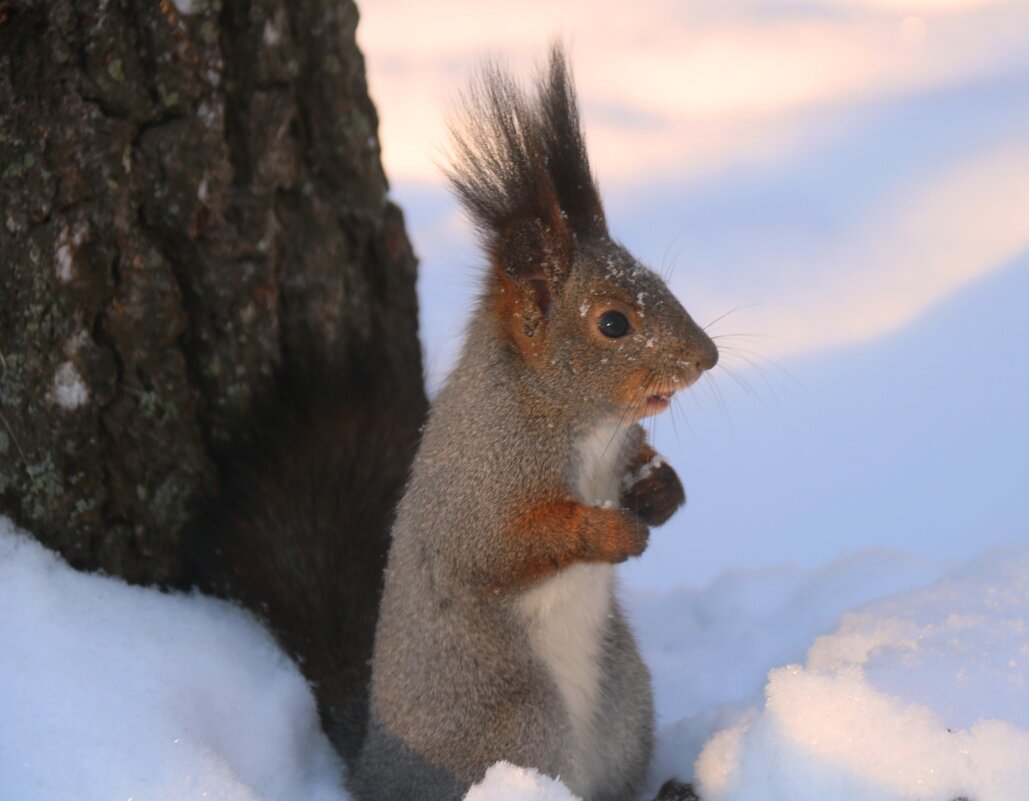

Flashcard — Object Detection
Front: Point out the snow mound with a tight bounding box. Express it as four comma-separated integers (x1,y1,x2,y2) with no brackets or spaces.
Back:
630,550,946,792
0,518,348,801
3,512,1025,801
465,762,578,801
695,549,1029,801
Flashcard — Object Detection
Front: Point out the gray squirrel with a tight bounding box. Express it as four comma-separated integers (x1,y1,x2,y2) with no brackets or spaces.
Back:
193,45,716,801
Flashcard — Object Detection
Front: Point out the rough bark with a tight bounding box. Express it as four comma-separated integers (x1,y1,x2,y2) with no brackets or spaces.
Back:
0,0,424,585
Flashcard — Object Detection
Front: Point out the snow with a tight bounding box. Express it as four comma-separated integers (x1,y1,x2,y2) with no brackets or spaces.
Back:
0,518,347,801
630,551,947,745
694,550,1029,801
466,763,578,801
3,514,1026,801
4,1,1028,798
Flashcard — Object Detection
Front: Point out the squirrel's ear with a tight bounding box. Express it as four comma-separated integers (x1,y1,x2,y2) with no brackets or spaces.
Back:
492,197,573,318
446,46,602,323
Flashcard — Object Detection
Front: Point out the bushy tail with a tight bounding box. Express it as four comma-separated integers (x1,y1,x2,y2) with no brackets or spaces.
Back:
188,341,424,764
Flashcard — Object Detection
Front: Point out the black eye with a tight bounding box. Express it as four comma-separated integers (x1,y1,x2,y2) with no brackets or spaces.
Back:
597,310,629,338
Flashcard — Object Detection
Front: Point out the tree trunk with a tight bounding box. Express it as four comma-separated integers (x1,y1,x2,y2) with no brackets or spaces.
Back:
0,0,424,585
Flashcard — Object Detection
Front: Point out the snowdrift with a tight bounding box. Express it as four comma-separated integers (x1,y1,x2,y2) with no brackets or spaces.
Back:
1,516,1026,801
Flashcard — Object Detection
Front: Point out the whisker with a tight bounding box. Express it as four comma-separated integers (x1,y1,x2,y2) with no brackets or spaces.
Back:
606,404,637,456
717,348,793,403
700,371,732,429
703,305,744,332
658,224,694,282
711,331,788,344
650,350,702,453
702,302,791,334
718,362,762,401
674,391,703,452
716,344,804,392
603,366,662,457
661,241,692,283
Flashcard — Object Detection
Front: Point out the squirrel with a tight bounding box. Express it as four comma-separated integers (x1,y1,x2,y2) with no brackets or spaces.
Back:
192,45,717,801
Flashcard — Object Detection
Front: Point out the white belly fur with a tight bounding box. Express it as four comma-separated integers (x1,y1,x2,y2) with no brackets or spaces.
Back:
517,421,630,794
519,562,613,792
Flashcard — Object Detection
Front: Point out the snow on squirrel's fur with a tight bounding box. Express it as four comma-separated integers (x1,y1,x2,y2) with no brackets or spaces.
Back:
2,514,1027,801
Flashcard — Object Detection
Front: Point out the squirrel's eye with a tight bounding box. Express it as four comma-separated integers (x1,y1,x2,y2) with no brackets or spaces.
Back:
598,310,629,338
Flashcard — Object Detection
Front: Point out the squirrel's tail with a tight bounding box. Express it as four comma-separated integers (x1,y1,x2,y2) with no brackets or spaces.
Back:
188,340,424,764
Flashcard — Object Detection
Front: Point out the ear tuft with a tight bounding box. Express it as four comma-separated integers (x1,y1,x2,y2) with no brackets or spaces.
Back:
537,45,606,237
444,45,606,291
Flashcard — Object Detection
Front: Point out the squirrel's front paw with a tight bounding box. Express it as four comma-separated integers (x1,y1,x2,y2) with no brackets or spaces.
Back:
622,458,685,527
616,512,651,560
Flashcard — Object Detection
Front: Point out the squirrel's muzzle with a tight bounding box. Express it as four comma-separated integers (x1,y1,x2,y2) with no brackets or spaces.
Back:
695,336,719,372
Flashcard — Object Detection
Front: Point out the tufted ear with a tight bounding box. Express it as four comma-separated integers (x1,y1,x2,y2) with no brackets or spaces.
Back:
492,203,573,320
445,45,607,328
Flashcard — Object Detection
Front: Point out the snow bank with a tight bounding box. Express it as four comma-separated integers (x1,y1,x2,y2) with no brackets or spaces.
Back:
694,549,1029,801
0,518,348,801
629,550,946,792
2,513,1025,801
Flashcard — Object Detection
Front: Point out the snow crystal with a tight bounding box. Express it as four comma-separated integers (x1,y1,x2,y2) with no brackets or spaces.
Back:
465,763,577,801
638,453,664,479
623,453,666,492
694,549,1029,801
50,361,88,409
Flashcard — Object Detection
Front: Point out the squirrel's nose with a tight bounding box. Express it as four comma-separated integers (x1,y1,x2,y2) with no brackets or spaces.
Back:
694,336,719,372
697,343,718,372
